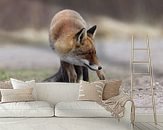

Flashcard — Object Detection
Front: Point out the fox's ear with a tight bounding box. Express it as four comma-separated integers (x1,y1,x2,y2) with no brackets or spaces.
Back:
87,25,97,38
75,28,86,44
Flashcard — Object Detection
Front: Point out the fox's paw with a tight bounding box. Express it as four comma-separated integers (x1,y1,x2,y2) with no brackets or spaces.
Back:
96,70,105,80
99,74,105,80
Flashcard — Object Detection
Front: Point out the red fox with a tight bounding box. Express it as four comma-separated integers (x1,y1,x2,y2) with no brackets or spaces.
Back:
45,9,105,82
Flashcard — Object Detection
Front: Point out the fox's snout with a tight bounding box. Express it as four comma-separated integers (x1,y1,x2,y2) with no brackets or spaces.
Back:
98,66,102,70
88,64,102,71
81,59,102,71
88,62,102,70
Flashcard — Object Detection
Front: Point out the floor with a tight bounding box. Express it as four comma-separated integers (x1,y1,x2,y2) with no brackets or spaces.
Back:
0,117,137,130
134,122,163,130
0,118,162,130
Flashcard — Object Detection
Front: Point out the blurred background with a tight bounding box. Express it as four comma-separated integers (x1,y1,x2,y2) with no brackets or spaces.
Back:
1,0,163,80
0,0,163,113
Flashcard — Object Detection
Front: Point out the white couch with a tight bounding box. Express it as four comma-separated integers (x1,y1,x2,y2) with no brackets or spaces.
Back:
0,82,133,130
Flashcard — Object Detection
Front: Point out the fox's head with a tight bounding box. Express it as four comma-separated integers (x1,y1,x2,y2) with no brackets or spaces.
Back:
60,25,103,71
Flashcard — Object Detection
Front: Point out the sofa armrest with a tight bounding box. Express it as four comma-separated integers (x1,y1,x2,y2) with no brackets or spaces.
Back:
124,101,132,121
118,101,134,129
121,101,133,122
109,100,134,130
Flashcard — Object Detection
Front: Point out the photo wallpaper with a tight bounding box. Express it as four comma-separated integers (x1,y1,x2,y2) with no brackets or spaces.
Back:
0,0,163,114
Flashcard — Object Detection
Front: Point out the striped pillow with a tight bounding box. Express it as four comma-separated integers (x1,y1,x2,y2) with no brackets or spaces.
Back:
78,80,105,101
0,81,13,101
1,88,34,103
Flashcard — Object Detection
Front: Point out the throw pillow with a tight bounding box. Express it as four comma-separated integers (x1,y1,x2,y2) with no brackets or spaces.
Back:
10,78,37,100
102,80,122,100
78,80,105,101
0,81,13,101
1,88,34,103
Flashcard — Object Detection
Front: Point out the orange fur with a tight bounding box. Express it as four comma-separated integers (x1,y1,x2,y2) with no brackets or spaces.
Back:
49,9,105,80
50,9,86,54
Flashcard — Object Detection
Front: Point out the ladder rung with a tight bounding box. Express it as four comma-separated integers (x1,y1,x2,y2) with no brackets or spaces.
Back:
133,48,148,50
132,61,149,64
133,72,150,75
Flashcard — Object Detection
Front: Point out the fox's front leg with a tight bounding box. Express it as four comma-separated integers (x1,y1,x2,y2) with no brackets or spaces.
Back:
61,61,77,82
67,65,77,82
96,70,105,80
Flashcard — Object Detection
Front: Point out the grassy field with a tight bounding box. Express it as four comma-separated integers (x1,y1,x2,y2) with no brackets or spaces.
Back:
0,69,54,82
0,69,113,82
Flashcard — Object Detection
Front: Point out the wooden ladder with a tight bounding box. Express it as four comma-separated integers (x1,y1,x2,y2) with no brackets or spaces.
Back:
130,35,157,124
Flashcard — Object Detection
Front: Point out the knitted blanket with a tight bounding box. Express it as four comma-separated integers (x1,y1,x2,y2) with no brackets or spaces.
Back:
79,80,135,125
98,91,135,125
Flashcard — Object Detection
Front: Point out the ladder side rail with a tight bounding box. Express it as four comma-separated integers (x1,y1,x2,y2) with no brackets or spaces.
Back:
130,35,134,99
146,35,157,124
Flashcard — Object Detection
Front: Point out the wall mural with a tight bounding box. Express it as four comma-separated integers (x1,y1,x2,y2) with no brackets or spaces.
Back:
0,0,163,114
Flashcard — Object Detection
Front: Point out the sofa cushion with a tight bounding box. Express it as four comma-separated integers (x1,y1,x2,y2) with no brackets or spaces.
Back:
0,101,54,117
1,88,34,103
10,78,37,100
55,101,112,117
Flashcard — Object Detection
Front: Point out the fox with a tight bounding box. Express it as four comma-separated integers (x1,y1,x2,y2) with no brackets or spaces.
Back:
44,9,105,82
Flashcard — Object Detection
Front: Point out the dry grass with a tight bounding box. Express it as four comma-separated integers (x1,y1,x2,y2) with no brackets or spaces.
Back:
0,29,48,46
90,17,163,39
0,16,163,45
